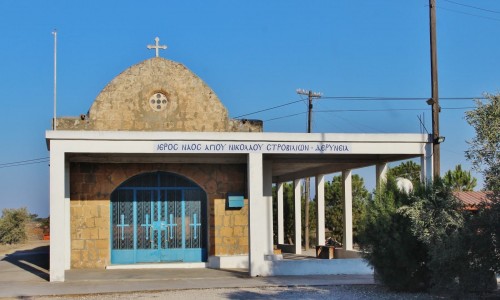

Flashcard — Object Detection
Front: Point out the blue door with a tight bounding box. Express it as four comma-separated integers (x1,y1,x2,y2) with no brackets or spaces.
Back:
110,172,207,264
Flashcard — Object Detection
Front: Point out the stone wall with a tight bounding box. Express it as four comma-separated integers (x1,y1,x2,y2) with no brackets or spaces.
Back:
69,162,247,268
70,200,110,268
56,57,262,132
212,199,249,256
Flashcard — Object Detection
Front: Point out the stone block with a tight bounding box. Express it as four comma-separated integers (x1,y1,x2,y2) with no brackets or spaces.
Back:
84,218,95,228
234,215,247,226
223,236,236,246
72,239,85,250
98,228,109,239
95,240,109,250
89,228,99,240
220,227,233,237
223,216,232,227
239,237,249,246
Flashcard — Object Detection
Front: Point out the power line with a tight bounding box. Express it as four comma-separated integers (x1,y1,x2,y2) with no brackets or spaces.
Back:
320,96,483,101
264,111,307,122
233,99,304,119
263,106,474,123
443,0,500,14
232,96,483,119
437,6,500,22
315,107,475,113
0,157,49,169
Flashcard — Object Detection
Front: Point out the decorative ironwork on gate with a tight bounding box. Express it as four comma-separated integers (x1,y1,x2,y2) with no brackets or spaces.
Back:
110,172,207,264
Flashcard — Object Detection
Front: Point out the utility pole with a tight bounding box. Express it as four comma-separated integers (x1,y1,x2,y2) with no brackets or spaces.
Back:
428,0,441,178
296,89,321,250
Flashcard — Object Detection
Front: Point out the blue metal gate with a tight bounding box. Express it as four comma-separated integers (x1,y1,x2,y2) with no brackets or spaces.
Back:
110,172,207,264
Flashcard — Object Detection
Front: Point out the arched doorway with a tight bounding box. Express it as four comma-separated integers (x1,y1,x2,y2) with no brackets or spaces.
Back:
110,171,207,264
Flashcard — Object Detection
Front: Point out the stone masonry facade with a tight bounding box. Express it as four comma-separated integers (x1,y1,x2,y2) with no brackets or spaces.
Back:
70,200,109,268
62,56,256,268
213,198,249,256
70,162,248,268
56,57,262,132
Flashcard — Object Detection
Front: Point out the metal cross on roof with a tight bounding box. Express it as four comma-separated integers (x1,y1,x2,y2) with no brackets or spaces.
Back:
147,37,167,57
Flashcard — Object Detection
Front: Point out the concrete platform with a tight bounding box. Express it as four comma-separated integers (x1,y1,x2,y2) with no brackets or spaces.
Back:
0,244,375,298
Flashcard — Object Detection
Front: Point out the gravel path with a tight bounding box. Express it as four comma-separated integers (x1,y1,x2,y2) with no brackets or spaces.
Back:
35,285,440,300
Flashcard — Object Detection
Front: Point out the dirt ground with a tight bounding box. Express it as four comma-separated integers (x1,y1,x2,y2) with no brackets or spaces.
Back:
0,240,49,256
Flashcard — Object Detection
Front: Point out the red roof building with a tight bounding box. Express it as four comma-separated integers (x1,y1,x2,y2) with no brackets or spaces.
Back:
453,191,493,211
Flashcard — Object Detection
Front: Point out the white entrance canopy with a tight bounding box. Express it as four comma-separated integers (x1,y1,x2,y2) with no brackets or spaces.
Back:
46,130,433,281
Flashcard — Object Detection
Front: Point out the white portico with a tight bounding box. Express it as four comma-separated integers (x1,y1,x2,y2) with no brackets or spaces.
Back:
47,130,432,281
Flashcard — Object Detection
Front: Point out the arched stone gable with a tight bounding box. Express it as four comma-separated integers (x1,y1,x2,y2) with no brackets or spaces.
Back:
56,57,266,132
88,57,229,131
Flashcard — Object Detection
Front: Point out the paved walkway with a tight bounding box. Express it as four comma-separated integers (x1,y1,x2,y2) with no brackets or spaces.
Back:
0,244,375,298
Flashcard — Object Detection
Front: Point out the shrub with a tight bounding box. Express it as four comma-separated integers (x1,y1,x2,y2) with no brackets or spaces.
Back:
358,177,431,292
360,177,498,294
0,207,30,244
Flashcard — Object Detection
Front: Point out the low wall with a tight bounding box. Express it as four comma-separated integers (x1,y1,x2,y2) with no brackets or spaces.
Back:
264,259,373,276
208,255,248,269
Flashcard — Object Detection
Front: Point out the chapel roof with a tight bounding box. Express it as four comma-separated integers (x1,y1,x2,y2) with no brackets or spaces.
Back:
56,57,262,132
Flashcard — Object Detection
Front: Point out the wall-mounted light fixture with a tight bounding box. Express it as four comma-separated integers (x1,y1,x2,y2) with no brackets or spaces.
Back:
434,136,445,144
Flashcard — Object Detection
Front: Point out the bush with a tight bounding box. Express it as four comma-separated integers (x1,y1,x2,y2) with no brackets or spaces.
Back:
0,207,30,244
358,177,431,292
360,177,498,294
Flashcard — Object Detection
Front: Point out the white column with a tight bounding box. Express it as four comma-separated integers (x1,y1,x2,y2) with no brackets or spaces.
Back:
277,182,284,245
315,174,325,246
421,141,433,184
293,179,302,254
263,160,274,255
247,153,271,276
342,170,353,251
64,163,71,270
50,144,66,282
376,163,388,189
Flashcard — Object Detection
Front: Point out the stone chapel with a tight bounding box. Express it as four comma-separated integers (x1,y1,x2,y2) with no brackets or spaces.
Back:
46,38,434,282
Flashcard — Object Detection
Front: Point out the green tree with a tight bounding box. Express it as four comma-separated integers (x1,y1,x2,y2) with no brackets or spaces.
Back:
358,177,430,292
466,94,500,192
462,94,500,291
398,179,467,292
324,174,369,244
443,164,477,191
0,207,30,244
387,161,421,187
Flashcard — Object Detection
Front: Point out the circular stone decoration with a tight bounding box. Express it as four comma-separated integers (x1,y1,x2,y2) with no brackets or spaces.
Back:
149,92,168,112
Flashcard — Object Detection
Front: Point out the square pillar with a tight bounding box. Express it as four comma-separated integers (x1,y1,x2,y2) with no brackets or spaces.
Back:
263,160,274,255
315,174,325,246
49,145,66,282
247,153,272,276
421,141,433,184
342,170,353,251
376,163,388,189
277,182,284,245
64,163,71,270
293,179,302,254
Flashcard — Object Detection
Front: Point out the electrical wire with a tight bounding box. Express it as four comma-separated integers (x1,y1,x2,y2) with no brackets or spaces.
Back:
320,96,484,101
0,157,49,169
315,107,475,113
437,6,500,22
233,99,304,119
232,96,483,119
264,106,475,123
264,111,307,122
443,0,500,14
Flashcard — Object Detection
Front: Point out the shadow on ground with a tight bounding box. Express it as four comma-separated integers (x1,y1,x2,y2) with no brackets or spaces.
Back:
1,245,49,281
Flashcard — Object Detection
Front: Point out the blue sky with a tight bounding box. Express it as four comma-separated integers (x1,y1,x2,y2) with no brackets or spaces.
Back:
1,0,499,217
